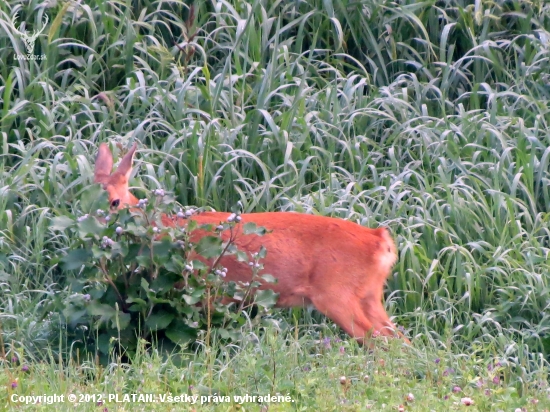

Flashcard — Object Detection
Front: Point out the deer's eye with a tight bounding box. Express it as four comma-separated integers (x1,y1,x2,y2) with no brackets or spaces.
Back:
111,199,120,208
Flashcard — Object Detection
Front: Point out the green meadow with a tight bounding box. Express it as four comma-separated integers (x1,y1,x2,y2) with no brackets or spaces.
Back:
1,0,550,410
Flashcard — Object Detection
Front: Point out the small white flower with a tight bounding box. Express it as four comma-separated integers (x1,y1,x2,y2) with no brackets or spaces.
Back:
115,227,123,235
153,227,160,233
100,236,114,248
215,269,227,278
227,213,236,222
185,209,194,217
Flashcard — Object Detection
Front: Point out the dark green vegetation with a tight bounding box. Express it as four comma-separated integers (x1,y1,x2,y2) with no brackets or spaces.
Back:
53,182,278,361
1,0,550,410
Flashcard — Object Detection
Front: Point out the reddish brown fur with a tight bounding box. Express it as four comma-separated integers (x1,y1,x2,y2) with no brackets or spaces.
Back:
94,143,409,345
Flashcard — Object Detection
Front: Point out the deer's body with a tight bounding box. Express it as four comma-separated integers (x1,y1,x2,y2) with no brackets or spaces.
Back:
94,143,408,344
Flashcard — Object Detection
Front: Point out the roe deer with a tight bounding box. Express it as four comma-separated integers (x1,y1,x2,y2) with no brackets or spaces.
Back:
94,142,409,345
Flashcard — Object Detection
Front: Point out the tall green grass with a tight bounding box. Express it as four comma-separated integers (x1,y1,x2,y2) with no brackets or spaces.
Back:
0,0,549,387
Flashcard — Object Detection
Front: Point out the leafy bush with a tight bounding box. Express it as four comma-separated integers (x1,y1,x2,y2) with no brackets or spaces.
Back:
50,184,278,361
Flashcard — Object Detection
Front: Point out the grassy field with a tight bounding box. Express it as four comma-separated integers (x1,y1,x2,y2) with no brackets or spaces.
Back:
1,0,550,410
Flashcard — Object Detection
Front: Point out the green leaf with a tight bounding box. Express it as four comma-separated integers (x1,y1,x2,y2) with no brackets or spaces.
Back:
243,222,267,235
61,249,92,270
236,250,248,262
165,254,185,273
181,285,204,305
0,270,9,282
136,254,152,267
190,260,207,270
87,301,116,324
151,273,179,291
97,333,112,355
261,274,277,284
152,238,173,257
78,216,105,238
126,296,147,309
141,278,150,293
186,219,197,232
80,184,109,213
50,215,74,231
243,222,256,234
258,245,267,259
148,296,172,304
64,308,87,327
145,311,174,331
182,293,201,305
165,321,197,345
195,235,223,259
126,222,149,237
115,312,131,330
254,289,278,308
124,243,142,264
111,241,127,259
91,243,110,259
216,327,241,341
87,302,131,330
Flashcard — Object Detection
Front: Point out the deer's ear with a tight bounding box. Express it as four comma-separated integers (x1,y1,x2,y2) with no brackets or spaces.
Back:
113,143,137,181
94,143,113,184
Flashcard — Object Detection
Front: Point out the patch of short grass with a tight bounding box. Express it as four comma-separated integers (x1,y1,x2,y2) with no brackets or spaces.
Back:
1,0,550,408
2,328,549,411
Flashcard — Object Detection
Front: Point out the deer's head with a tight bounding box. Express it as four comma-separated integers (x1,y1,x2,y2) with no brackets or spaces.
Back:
11,12,49,55
94,143,139,210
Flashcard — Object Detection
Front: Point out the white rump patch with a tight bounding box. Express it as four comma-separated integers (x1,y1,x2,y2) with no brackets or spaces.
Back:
378,248,397,272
